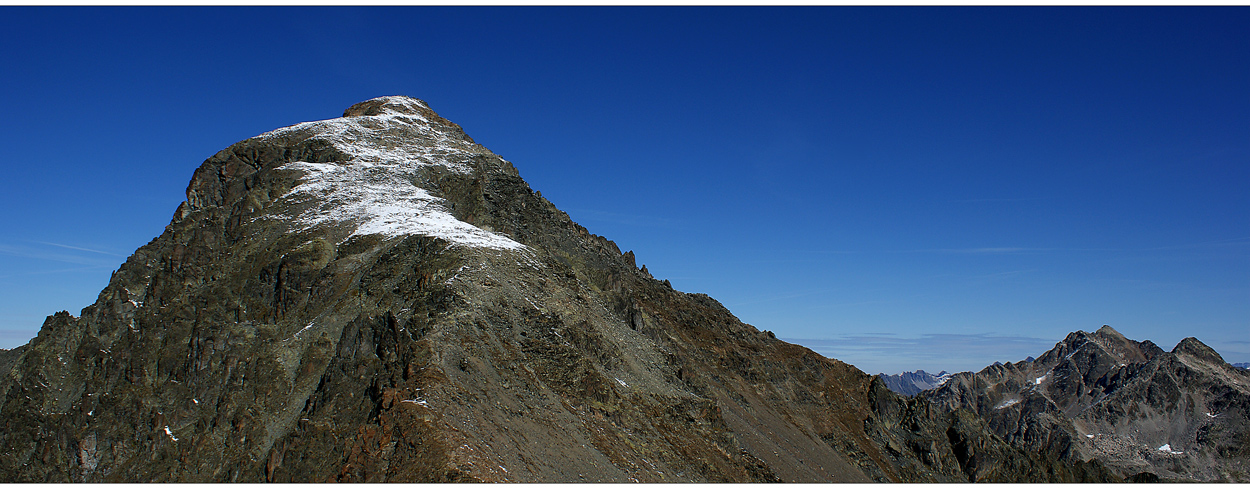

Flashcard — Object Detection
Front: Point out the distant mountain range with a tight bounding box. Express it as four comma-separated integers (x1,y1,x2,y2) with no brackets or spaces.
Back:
876,370,953,396
923,325,1249,481
1233,362,1249,370
0,97,1241,482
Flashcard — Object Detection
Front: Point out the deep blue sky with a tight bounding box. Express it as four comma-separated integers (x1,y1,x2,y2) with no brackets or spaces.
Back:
1,7,1246,374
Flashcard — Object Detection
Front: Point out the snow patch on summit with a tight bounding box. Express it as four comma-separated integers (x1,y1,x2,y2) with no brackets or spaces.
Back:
256,98,524,250
278,160,524,250
256,103,470,170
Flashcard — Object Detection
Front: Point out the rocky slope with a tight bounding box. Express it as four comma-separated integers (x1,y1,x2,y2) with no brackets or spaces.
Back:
0,96,1114,482
925,325,1250,481
878,370,952,396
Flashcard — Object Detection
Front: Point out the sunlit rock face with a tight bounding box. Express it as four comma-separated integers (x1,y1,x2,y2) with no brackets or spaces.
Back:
926,325,1250,481
0,97,1117,482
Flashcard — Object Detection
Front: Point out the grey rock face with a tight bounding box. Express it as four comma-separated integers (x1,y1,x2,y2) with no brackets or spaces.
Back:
924,325,1250,481
0,97,1113,482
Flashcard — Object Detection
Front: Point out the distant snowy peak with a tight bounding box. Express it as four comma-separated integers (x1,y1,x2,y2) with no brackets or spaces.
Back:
877,369,955,396
245,96,525,250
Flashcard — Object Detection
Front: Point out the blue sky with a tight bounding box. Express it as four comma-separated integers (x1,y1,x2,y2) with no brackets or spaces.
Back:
1,7,1246,374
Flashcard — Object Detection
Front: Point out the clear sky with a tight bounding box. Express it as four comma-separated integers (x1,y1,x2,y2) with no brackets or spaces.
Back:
1,7,1246,375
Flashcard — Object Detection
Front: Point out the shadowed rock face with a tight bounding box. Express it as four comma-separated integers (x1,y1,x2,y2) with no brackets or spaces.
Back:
0,97,1114,483
925,325,1250,482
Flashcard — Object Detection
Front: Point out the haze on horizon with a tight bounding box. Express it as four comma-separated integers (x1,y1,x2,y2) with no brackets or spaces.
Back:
0,7,1246,375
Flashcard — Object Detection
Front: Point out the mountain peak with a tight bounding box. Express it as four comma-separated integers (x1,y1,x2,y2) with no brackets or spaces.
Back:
0,97,1122,483
182,96,519,250
343,95,433,118
1172,336,1225,365
926,326,1248,481
1094,324,1124,339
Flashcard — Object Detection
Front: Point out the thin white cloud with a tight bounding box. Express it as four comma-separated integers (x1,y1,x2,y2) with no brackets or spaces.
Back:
31,241,125,257
949,247,1042,254
0,244,119,267
0,265,114,280
952,196,1055,203
787,332,1059,375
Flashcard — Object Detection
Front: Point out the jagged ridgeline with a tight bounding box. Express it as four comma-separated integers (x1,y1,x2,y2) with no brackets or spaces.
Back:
926,326,1250,482
0,96,1115,482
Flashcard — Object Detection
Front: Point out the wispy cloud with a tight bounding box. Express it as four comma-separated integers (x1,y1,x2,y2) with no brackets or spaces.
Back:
0,265,114,280
944,247,1045,254
952,196,1054,203
1145,236,1250,251
0,241,125,267
786,332,1060,375
877,247,1057,255
31,241,125,257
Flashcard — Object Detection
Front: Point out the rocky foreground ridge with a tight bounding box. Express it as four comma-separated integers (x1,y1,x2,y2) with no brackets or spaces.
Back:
925,326,1250,481
0,96,1135,482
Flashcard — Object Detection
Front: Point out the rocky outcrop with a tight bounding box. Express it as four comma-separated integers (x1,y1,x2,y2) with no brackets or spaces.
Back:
925,325,1250,481
0,97,1114,482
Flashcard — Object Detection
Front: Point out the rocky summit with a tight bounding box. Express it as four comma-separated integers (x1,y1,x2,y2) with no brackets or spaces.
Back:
0,96,1121,482
925,326,1250,481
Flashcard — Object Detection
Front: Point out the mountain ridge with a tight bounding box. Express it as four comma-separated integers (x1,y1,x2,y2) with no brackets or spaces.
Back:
0,96,1118,482
925,325,1249,481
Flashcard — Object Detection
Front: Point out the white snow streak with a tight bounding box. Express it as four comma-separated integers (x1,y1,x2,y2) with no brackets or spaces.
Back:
276,160,522,249
994,398,1020,409
294,321,317,339
1156,444,1183,454
258,96,524,250
164,426,178,441
257,97,450,169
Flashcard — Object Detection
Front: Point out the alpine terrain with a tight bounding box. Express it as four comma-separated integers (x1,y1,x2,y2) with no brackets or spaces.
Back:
0,96,1139,482
926,326,1250,481
878,370,953,397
